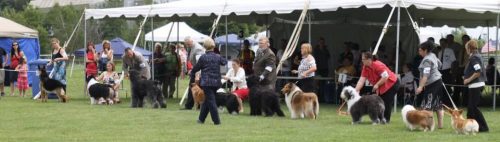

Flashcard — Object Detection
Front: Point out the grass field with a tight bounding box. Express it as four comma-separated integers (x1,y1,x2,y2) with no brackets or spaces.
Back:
0,64,499,142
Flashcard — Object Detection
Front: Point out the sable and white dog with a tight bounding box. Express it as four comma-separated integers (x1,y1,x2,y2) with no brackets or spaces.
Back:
280,82,319,119
443,105,479,135
340,86,386,125
401,105,435,132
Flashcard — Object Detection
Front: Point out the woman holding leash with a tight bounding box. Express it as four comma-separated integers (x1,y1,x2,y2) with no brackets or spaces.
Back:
415,41,444,129
355,52,399,123
463,40,489,132
292,43,317,93
190,38,227,125
48,38,69,91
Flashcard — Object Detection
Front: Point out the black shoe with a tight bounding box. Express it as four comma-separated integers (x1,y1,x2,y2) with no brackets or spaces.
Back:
197,120,204,124
479,128,489,133
214,122,221,125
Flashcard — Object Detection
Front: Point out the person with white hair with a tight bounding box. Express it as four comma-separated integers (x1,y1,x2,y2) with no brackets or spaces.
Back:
182,36,206,110
253,37,277,90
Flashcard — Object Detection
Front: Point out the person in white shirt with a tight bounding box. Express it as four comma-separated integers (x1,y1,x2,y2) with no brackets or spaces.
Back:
437,38,456,107
222,59,248,112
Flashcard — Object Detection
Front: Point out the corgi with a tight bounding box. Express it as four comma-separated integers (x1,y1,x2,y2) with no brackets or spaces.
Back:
443,105,479,135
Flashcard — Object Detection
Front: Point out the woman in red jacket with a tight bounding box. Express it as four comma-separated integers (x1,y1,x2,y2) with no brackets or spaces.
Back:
355,52,400,123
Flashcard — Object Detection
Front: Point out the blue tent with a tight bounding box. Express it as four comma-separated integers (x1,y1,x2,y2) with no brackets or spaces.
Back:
74,37,152,58
215,34,255,47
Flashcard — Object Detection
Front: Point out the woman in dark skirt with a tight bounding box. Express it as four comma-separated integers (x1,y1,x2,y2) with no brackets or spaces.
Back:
416,41,444,129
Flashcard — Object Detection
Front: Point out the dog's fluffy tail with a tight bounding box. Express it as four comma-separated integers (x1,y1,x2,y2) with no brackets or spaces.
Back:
313,96,319,119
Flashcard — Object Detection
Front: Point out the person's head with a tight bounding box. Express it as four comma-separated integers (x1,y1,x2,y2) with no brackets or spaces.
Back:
106,62,115,72
319,37,325,45
342,57,352,66
203,38,215,51
154,43,162,53
258,37,270,49
242,40,251,49
51,38,60,49
403,63,411,73
19,57,26,64
465,39,479,55
86,42,95,53
427,37,435,43
462,35,471,44
231,58,241,69
419,41,435,57
361,52,377,66
124,47,134,58
184,36,194,48
301,43,313,56
177,43,185,50
446,34,454,43
102,40,111,51
439,38,447,48
11,41,20,57
488,57,495,65
167,44,176,53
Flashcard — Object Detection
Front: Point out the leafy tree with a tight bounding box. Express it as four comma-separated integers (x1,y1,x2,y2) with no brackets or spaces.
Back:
0,0,31,12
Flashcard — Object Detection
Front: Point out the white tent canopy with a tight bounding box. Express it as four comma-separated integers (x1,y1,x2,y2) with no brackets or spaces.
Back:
145,22,209,42
85,0,500,27
0,17,38,38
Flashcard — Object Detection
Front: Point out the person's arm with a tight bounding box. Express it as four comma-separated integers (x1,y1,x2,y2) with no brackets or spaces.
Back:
260,52,276,81
416,60,432,94
108,50,114,61
190,56,203,79
97,73,105,81
355,77,367,93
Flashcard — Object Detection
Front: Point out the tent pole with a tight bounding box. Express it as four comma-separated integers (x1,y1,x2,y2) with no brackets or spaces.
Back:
151,16,155,81
176,20,180,99
225,16,228,89
487,22,490,59
83,13,87,97
494,12,499,111
394,0,400,113
308,11,311,43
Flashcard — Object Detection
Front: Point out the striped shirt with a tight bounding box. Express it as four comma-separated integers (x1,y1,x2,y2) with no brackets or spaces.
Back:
298,55,316,78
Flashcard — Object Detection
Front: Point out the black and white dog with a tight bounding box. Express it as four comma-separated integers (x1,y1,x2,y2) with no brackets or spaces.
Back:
340,86,386,125
246,75,285,117
215,89,240,115
128,70,166,108
86,76,114,105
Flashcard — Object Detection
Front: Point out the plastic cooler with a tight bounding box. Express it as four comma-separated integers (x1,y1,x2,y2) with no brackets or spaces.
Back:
29,59,57,99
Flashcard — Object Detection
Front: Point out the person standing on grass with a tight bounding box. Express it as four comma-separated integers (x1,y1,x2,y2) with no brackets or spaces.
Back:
15,57,28,97
463,40,489,132
0,47,7,97
182,36,205,110
48,38,69,91
355,52,400,123
99,40,113,72
8,41,25,96
191,38,227,125
415,41,444,129
253,37,277,90
291,43,317,93
86,42,98,78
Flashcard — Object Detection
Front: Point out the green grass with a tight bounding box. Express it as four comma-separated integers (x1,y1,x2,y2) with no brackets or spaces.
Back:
0,64,499,142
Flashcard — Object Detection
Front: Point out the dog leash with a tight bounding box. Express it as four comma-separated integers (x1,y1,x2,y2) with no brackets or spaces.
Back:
441,82,458,110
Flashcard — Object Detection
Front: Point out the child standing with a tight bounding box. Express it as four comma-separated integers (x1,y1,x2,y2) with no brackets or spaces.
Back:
16,57,28,97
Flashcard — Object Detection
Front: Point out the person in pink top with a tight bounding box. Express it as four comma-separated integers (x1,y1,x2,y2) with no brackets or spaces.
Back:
15,57,28,97
355,52,400,123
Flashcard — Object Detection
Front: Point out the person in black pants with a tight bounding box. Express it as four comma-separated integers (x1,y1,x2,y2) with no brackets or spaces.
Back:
190,38,227,125
463,40,489,132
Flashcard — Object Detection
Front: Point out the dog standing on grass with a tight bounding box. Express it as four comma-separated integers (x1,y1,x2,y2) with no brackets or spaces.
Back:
340,86,385,125
401,105,435,132
128,70,166,108
281,82,319,119
38,65,68,103
443,104,479,135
